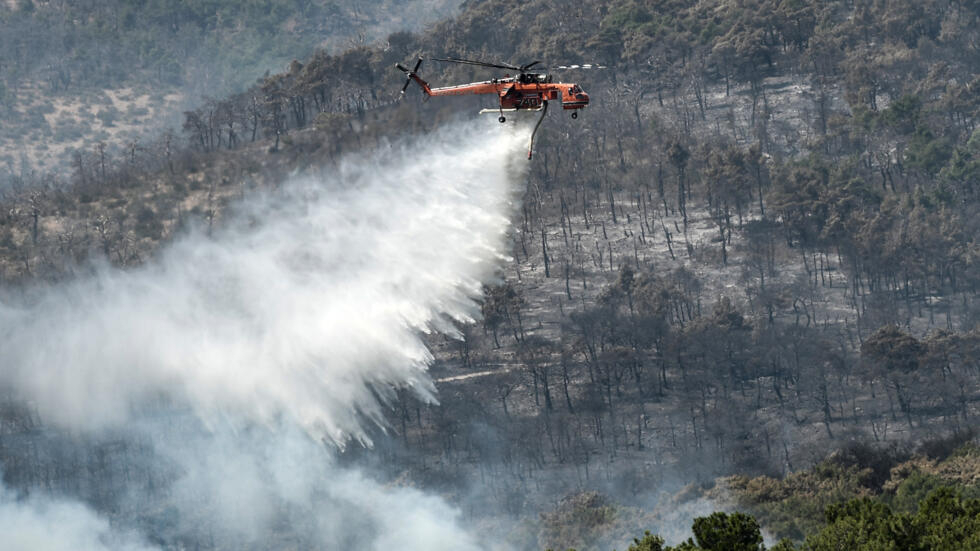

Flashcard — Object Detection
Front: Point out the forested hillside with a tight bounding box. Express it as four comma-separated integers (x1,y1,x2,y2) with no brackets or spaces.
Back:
537,438,980,550
1,0,978,549
0,0,461,174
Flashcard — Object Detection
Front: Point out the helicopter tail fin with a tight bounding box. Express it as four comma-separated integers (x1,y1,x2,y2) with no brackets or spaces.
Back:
395,58,432,97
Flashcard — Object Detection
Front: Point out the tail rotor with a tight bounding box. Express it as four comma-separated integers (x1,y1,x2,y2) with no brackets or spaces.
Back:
396,58,425,97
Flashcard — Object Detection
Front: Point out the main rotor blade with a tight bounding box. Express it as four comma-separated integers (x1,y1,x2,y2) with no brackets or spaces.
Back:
431,57,521,71
552,64,607,70
520,61,542,71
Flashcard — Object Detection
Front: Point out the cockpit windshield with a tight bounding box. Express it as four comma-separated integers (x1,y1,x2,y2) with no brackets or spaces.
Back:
519,73,551,84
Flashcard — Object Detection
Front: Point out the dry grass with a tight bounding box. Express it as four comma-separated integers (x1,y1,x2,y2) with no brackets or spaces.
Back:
2,81,183,173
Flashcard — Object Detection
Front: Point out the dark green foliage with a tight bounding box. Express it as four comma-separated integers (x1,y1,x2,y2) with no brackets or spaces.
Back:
803,489,980,551
811,498,910,550
627,531,665,551
721,438,980,544
609,488,979,551
690,512,764,551
939,129,980,190
878,94,921,133
910,488,980,550
890,471,945,513
906,129,952,175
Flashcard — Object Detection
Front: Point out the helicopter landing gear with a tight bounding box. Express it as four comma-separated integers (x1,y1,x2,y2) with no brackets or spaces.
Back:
498,116,506,123
571,111,578,119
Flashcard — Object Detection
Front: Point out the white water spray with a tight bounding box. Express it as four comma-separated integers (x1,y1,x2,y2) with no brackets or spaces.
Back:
0,120,530,549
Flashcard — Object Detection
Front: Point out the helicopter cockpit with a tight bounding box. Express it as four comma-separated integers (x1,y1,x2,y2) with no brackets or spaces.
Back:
518,73,553,84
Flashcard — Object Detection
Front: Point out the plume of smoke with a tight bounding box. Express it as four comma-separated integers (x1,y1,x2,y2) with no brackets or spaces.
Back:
0,119,531,548
126,417,489,549
1,120,527,443
0,479,155,551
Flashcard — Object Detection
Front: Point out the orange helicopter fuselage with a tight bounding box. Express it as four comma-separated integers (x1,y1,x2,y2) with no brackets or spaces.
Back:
395,58,591,158
408,73,590,111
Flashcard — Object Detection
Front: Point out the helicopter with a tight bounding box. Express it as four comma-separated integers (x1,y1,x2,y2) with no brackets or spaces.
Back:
394,57,598,159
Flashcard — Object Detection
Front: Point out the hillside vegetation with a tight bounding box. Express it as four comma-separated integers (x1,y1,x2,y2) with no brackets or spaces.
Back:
0,0,461,173
0,0,979,549
535,437,980,550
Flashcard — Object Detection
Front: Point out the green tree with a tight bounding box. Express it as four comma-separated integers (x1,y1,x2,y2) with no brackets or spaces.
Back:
802,498,915,551
627,531,665,551
690,512,765,551
912,488,980,550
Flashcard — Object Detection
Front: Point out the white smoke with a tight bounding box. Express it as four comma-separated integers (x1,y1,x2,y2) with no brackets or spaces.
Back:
133,417,489,549
1,120,527,443
0,119,531,548
0,480,154,551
